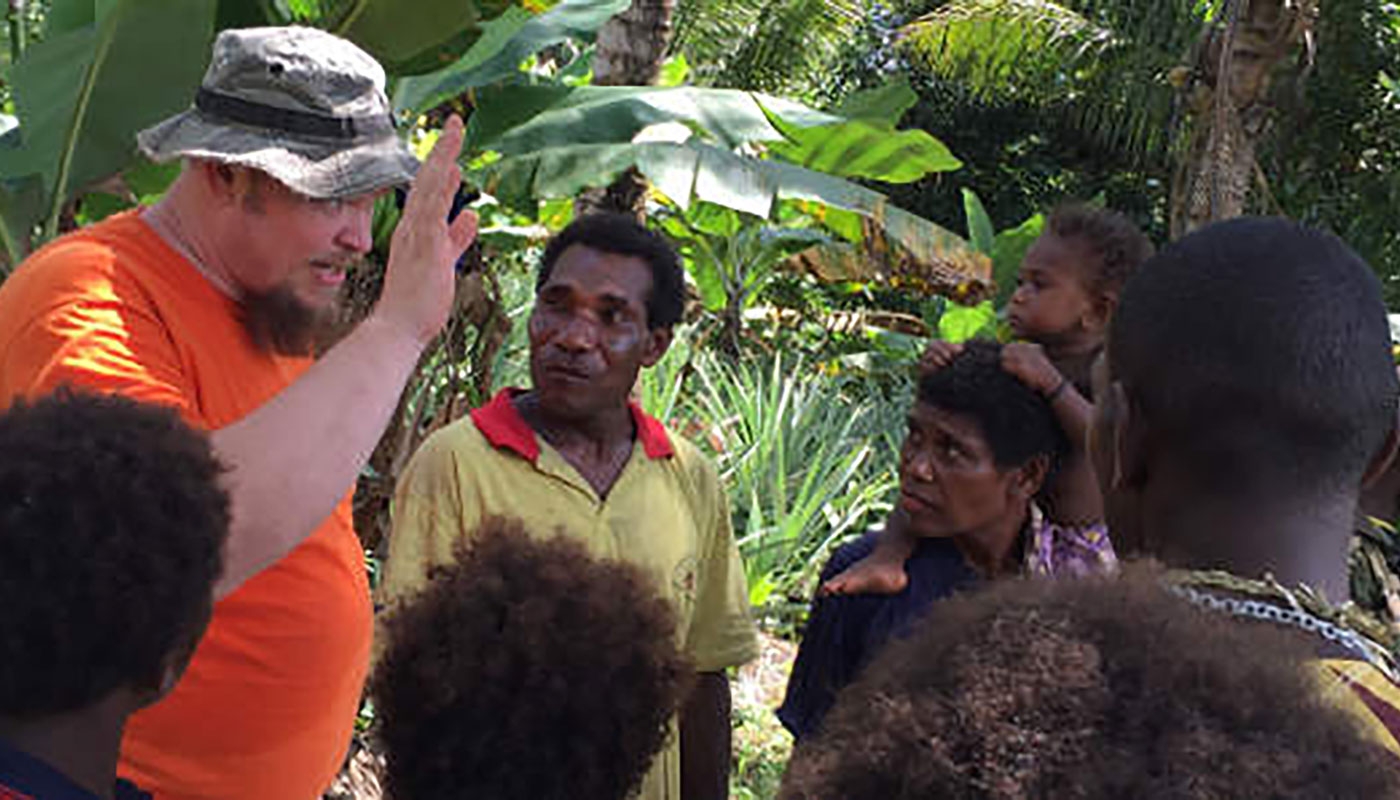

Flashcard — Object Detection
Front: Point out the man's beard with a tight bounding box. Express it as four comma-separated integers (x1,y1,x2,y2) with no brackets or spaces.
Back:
240,283,347,357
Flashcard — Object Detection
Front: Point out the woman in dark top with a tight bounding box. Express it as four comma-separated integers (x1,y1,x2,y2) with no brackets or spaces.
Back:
778,342,1114,740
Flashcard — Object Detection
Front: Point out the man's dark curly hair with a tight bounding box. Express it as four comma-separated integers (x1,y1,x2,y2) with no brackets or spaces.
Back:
537,213,686,329
1047,203,1153,297
781,562,1400,799
373,517,694,800
0,389,228,718
919,340,1069,475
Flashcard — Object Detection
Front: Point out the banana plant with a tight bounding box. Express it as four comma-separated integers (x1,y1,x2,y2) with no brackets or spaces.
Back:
0,0,217,255
655,201,835,355
446,42,986,287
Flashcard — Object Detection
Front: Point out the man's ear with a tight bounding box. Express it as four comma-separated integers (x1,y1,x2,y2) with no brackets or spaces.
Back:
129,641,197,712
1362,409,1400,490
1110,381,1151,491
640,326,673,368
196,161,259,212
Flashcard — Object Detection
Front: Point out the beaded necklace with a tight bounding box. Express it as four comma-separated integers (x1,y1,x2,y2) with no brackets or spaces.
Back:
1165,569,1398,682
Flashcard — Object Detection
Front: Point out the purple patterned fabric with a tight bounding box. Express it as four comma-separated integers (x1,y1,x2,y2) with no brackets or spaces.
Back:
1025,506,1117,577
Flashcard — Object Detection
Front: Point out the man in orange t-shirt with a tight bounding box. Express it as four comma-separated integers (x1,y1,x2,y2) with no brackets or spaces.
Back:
0,27,477,799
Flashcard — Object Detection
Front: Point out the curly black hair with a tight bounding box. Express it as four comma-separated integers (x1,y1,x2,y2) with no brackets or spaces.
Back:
781,562,1400,799
1047,204,1153,297
538,213,686,329
918,340,1069,474
373,517,694,800
0,389,228,718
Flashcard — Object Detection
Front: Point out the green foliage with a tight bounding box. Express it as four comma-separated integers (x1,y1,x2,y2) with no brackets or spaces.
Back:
1266,0,1400,306
468,84,839,153
0,176,43,278
336,0,517,75
961,185,994,253
936,298,996,342
884,75,1168,257
831,75,919,122
637,323,699,425
671,0,864,100
1,0,983,296
656,53,691,87
958,185,1044,304
880,0,1400,290
679,351,903,611
657,201,834,317
463,78,979,278
0,0,217,254
764,100,963,183
898,0,1210,165
392,0,630,114
989,208,1043,305
730,698,792,800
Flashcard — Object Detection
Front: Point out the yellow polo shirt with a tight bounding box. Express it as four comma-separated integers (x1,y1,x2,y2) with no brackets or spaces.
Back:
381,389,759,800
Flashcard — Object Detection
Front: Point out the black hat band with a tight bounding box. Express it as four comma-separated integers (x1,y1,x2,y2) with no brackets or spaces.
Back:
195,87,396,143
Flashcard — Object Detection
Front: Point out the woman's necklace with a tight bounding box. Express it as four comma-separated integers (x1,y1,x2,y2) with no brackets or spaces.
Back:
1165,569,1398,681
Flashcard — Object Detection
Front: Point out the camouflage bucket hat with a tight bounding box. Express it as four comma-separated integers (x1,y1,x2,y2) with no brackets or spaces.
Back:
137,26,418,199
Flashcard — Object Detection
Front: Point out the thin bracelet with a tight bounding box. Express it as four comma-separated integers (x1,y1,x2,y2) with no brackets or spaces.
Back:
1044,378,1070,403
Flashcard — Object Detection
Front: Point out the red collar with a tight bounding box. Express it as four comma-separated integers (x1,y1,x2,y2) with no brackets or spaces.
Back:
470,388,675,463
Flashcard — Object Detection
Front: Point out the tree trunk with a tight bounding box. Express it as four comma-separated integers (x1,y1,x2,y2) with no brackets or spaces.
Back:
1170,0,1318,238
576,0,678,218
593,0,677,86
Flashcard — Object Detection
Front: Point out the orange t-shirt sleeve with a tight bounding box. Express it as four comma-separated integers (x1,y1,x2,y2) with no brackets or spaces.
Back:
0,238,193,418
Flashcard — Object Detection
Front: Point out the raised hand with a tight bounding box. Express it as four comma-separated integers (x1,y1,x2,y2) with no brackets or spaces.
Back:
1001,342,1065,397
376,115,479,346
918,340,964,375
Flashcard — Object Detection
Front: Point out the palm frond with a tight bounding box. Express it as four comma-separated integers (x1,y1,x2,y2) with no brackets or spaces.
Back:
672,0,865,98
898,0,1226,164
900,0,1117,99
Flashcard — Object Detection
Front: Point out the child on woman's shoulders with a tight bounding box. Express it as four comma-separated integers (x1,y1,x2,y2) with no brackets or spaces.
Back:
823,203,1152,597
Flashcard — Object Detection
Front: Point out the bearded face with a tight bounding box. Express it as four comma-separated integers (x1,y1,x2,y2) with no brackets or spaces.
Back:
240,282,346,357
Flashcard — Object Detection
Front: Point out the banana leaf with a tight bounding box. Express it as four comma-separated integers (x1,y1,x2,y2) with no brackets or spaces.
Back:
0,0,217,245
474,137,989,287
0,175,45,266
468,83,840,154
336,0,518,76
831,77,919,124
393,0,631,115
764,108,963,184
961,187,995,254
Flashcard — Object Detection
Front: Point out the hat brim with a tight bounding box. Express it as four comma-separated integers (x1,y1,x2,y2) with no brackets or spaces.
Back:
137,109,419,199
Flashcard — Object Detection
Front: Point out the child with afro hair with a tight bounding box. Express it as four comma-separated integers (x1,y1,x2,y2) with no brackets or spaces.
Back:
372,517,694,800
0,390,229,800
781,563,1400,799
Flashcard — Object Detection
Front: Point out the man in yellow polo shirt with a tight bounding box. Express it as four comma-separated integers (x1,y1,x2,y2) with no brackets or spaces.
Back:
381,213,758,800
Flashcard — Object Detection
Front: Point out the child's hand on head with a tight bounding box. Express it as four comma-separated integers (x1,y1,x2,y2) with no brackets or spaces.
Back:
918,341,964,375
1001,342,1066,397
